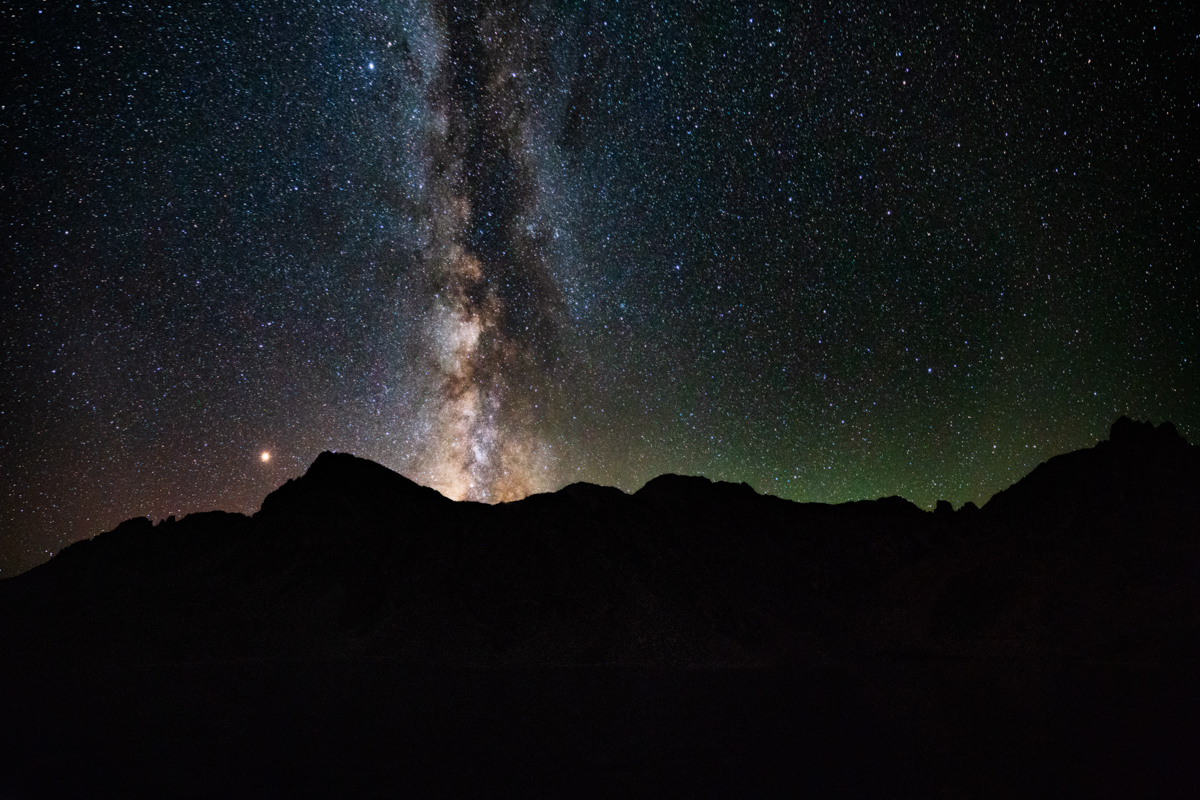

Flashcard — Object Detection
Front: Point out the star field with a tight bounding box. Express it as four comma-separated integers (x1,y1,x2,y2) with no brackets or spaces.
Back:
2,0,1195,574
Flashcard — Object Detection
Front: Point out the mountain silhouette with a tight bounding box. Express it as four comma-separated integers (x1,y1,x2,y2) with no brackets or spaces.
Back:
1,417,1197,797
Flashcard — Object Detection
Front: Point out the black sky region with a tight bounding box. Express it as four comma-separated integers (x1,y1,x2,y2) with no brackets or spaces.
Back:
2,0,1196,575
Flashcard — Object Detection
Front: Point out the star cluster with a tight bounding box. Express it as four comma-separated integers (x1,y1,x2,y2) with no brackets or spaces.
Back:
2,0,1195,574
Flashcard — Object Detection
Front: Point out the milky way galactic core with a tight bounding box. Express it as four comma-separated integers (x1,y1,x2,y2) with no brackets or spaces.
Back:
406,3,565,501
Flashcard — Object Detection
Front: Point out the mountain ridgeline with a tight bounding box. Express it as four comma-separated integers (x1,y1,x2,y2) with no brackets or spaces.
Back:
2,417,1199,798
4,417,1197,669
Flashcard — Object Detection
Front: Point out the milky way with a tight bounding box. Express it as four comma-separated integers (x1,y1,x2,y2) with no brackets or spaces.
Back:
2,1,1195,574
406,2,563,501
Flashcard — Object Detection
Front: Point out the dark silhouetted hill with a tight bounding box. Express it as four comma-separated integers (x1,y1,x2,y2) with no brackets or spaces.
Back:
1,417,1197,797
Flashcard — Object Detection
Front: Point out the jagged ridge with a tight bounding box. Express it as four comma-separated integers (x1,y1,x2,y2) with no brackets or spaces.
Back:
1,418,1196,670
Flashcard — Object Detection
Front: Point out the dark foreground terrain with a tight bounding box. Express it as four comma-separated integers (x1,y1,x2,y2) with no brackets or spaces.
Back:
2,417,1198,797
5,660,1195,798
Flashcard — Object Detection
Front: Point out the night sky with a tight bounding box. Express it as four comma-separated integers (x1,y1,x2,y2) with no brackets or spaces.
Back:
3,0,1195,575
